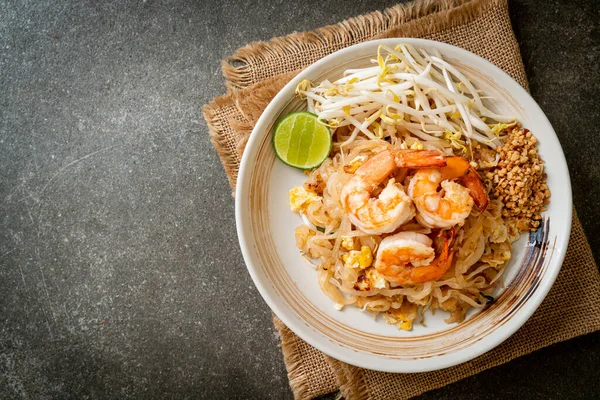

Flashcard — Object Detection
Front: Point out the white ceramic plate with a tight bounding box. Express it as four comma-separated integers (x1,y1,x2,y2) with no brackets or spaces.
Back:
235,38,571,373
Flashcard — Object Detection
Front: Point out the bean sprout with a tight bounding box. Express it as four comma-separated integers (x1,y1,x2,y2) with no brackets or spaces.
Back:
296,43,515,154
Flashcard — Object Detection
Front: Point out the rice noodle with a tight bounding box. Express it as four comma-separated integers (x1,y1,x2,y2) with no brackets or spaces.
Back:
289,44,529,330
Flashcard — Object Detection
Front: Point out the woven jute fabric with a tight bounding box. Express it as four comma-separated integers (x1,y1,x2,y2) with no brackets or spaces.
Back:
275,212,600,399
202,0,600,398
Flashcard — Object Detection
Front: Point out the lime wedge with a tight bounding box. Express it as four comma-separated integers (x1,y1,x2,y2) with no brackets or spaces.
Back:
272,111,332,170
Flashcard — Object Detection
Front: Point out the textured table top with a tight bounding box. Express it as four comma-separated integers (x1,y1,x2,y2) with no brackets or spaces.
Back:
1,0,599,398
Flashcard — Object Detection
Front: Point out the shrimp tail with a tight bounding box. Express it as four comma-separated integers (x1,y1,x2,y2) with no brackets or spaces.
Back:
406,228,456,284
435,227,457,254
461,170,489,211
413,228,456,282
439,157,489,211
394,150,447,169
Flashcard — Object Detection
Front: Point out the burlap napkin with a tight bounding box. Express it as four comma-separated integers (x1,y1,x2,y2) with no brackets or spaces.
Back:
202,0,600,398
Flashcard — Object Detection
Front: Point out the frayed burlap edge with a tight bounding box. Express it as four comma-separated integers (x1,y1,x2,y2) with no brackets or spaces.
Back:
232,72,297,124
202,73,298,192
325,356,369,400
273,317,313,400
222,0,507,91
202,94,241,191
230,72,298,152
273,316,340,399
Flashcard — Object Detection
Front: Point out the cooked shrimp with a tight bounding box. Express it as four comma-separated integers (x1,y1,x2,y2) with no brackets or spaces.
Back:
374,229,456,285
439,157,489,211
408,157,489,229
340,149,446,234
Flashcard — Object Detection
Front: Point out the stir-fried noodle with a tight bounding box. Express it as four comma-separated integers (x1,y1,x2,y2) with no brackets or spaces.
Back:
290,44,548,330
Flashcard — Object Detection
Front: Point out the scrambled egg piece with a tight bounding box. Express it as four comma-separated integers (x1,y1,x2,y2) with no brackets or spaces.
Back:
354,267,389,292
343,155,367,174
358,246,373,268
342,251,359,268
409,141,424,150
365,268,389,289
289,186,320,213
387,304,418,331
342,246,373,269
295,225,316,251
383,312,413,331
341,236,356,251
353,274,371,291
399,321,413,331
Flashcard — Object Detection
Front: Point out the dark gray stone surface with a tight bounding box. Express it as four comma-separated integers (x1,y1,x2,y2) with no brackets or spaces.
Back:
0,0,598,399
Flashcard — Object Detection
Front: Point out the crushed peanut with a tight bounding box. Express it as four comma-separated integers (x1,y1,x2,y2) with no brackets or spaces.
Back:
486,126,550,231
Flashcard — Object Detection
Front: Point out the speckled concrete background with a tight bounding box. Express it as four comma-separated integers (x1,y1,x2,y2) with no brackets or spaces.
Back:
1,0,598,399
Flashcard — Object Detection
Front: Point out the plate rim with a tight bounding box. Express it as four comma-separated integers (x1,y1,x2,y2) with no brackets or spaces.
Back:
235,38,572,373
